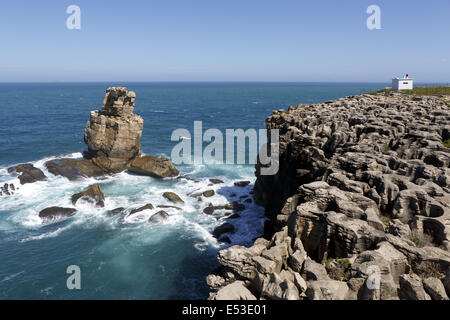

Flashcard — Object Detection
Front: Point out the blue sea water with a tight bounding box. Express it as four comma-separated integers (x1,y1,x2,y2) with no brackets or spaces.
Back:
0,82,386,299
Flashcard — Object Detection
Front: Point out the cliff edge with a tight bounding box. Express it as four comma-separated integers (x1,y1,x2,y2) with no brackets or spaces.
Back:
208,91,450,300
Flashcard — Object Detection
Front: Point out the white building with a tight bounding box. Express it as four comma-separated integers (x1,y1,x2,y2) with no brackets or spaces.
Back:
392,74,413,90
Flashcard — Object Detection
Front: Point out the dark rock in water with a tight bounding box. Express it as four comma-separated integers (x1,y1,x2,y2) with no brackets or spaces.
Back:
203,190,215,197
234,181,250,187
39,207,77,222
129,203,154,215
203,202,245,215
227,213,240,219
149,210,169,223
218,236,231,244
163,192,184,204
244,198,252,204
71,184,105,207
0,183,16,196
213,223,235,238
128,155,179,178
45,158,106,181
224,202,245,212
108,207,125,215
157,205,182,211
230,193,237,197
84,87,143,173
209,179,224,184
7,163,47,184
203,206,215,215
239,195,248,199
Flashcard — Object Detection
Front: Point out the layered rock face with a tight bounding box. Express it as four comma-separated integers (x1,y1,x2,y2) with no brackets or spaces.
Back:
84,87,144,172
208,92,450,300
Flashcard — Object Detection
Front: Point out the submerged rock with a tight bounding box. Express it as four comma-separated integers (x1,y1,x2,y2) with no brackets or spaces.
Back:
209,178,224,184
148,210,169,223
84,87,144,173
128,155,179,178
7,163,47,184
39,207,77,222
163,192,184,204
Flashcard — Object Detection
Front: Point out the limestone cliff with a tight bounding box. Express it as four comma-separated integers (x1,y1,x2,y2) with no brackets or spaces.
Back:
208,91,450,300
84,87,144,172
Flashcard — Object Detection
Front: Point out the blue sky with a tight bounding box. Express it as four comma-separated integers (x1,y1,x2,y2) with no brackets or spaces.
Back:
0,0,449,82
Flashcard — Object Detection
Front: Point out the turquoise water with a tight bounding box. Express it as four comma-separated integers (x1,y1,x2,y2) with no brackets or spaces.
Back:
0,82,386,299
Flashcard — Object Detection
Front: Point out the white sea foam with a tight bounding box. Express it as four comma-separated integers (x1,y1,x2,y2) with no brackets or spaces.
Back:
0,154,265,250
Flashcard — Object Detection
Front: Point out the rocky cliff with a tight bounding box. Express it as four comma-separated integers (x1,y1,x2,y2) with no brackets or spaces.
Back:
208,91,450,300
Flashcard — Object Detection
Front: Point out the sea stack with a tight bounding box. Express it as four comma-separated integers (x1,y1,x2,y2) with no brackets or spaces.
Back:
84,87,144,173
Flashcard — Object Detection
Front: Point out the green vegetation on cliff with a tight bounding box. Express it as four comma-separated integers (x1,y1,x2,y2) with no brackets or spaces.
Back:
371,86,450,96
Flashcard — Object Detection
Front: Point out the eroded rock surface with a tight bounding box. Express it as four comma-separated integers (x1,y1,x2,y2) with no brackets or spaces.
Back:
208,92,450,300
84,87,144,172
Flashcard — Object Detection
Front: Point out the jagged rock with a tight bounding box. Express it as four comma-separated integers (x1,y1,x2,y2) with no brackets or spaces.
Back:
422,277,449,300
252,256,277,274
206,266,237,291
289,249,307,273
301,258,329,281
45,158,106,181
293,272,308,293
388,219,411,238
261,243,289,273
71,184,105,207
399,274,431,300
213,223,235,238
260,273,299,300
162,192,184,204
39,207,77,222
209,179,224,184
129,203,154,215
148,210,169,223
84,87,144,172
217,246,256,280
306,279,349,300
128,156,179,178
213,281,256,300
7,163,47,184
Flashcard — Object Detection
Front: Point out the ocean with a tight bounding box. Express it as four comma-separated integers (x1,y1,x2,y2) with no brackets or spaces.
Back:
0,82,386,299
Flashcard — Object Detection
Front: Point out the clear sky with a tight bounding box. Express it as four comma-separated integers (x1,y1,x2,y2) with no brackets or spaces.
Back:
0,0,449,82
